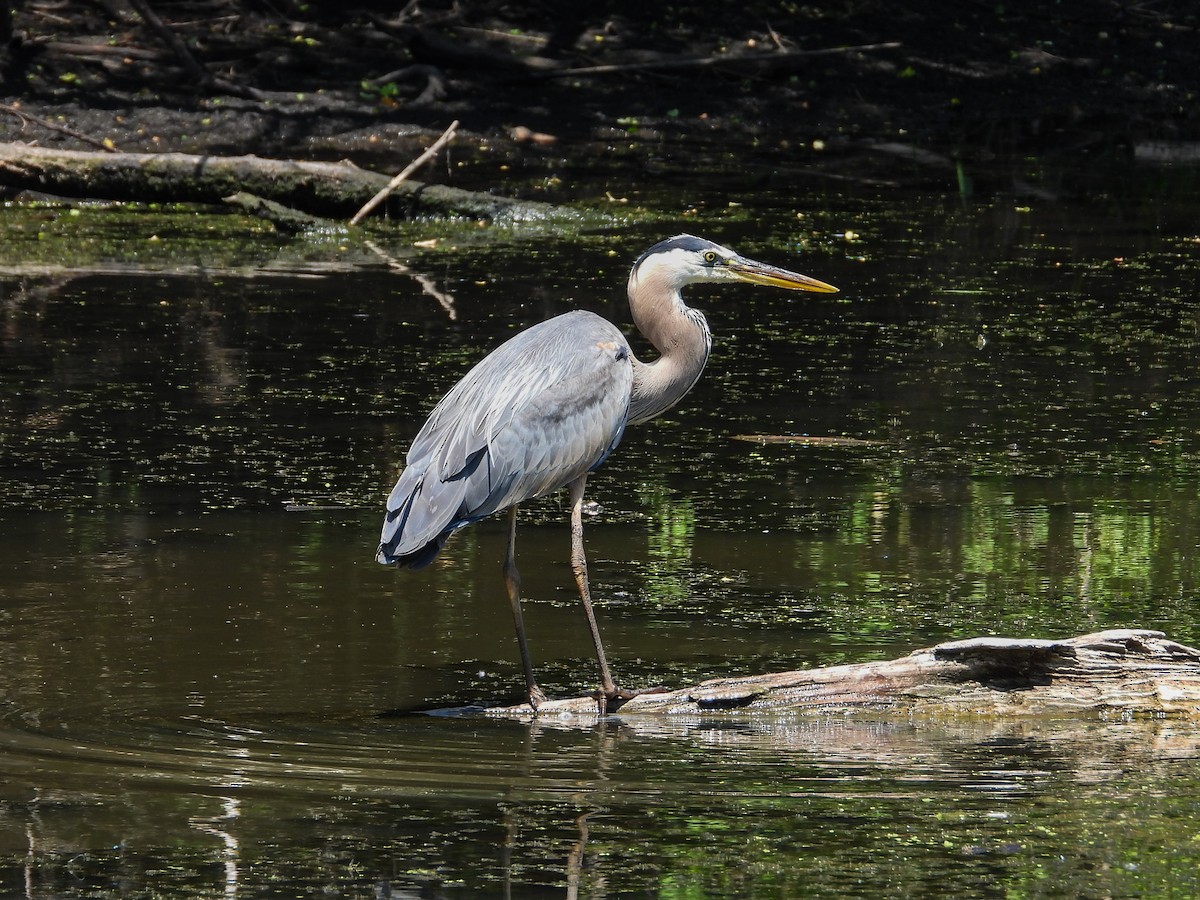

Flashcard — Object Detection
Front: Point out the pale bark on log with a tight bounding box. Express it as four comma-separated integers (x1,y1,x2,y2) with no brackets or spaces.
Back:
484,629,1200,720
0,142,569,223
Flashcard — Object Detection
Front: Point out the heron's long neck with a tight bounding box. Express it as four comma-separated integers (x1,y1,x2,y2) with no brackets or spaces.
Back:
626,267,712,426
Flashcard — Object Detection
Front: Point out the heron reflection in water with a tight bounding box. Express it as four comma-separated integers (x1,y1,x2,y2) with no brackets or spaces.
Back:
377,235,838,711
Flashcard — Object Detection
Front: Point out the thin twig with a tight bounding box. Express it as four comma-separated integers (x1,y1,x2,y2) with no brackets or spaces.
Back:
0,104,119,152
349,121,459,226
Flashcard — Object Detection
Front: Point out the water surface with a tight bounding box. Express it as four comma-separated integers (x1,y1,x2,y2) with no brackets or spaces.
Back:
1,163,1199,896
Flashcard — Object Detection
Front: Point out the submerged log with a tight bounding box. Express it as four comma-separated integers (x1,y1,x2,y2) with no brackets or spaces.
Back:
485,629,1200,719
0,142,570,223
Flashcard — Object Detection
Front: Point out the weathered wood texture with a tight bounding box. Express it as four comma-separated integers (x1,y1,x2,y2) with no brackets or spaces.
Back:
0,142,565,222
486,629,1200,719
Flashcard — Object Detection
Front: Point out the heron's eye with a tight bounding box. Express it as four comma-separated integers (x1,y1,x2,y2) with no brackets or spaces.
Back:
703,251,718,264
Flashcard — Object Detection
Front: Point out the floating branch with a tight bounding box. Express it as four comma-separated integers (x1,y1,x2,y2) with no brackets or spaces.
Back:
731,434,885,447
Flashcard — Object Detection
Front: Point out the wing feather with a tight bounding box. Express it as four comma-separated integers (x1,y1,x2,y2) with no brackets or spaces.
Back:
378,310,633,568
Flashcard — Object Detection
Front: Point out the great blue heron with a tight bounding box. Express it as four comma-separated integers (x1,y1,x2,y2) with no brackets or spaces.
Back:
377,234,838,711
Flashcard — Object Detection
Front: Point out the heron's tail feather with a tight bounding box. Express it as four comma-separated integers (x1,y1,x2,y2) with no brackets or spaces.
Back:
376,532,449,569
376,465,468,569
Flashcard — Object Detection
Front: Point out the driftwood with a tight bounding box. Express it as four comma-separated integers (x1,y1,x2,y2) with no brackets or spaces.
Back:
0,142,569,223
485,629,1200,720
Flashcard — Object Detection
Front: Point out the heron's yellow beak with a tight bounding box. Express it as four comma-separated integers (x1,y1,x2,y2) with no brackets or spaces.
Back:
729,256,839,293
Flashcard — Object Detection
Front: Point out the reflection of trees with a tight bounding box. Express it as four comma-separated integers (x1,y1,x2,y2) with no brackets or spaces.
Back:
179,292,245,407
1,277,68,435
809,474,1200,637
0,216,466,512
613,453,1200,652
637,482,696,608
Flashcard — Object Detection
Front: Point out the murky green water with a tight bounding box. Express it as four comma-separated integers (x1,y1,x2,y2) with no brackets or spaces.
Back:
2,162,1200,897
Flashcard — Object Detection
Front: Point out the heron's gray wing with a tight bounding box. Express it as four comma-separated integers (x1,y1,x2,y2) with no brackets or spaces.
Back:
378,310,633,568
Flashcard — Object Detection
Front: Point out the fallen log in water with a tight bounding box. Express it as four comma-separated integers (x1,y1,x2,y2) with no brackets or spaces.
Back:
0,141,571,223
484,629,1200,720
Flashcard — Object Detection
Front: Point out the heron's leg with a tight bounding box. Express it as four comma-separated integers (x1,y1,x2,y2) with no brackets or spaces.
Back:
567,474,619,700
503,504,547,710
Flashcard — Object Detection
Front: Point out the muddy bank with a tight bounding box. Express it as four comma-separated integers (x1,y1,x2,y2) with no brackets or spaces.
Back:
1,1,1196,198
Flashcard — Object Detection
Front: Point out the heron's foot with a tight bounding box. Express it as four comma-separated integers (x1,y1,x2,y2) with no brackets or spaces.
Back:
592,684,671,715
528,684,549,712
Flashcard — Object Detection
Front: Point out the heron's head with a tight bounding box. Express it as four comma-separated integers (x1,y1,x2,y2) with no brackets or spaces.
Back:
630,234,838,295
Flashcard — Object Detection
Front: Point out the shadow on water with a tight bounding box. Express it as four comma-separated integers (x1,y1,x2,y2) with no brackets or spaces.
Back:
1,159,1200,896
